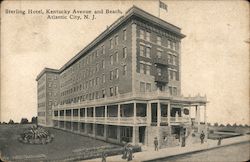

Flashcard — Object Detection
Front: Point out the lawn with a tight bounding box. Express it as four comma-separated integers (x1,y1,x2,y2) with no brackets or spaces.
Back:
0,124,121,161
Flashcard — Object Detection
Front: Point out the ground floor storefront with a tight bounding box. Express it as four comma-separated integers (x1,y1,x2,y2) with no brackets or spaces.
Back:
53,121,207,148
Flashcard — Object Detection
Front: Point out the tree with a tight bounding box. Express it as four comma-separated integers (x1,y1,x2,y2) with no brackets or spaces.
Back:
20,118,29,124
8,119,14,124
31,117,37,124
219,124,225,127
226,123,231,127
214,122,219,127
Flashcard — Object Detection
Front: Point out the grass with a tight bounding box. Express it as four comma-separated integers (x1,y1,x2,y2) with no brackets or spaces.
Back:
0,124,121,161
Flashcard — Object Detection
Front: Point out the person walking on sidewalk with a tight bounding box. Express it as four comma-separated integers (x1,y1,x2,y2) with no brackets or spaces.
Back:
181,136,186,147
121,142,128,159
217,136,222,145
101,152,107,162
154,137,159,151
200,131,205,144
127,146,133,161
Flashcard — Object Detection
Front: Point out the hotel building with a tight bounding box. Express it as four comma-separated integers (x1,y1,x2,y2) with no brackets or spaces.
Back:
36,6,207,148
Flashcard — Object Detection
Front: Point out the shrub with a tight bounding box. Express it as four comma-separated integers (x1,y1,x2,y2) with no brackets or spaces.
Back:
20,118,29,124
8,119,14,124
214,123,218,127
31,117,37,124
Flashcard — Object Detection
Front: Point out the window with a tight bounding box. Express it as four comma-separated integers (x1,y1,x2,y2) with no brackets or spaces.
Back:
89,54,92,63
110,39,113,49
96,77,99,85
96,63,99,72
115,68,119,79
110,87,114,96
175,42,179,51
101,45,105,54
115,52,118,63
173,87,177,96
123,65,127,75
101,60,105,69
48,101,52,106
140,82,145,92
102,89,106,98
110,71,114,80
169,86,173,95
157,68,162,76
96,50,99,58
49,92,52,96
123,47,127,58
157,36,162,45
146,65,150,75
48,82,52,87
146,83,151,92
110,55,113,65
114,86,118,96
102,74,105,83
167,40,170,48
146,31,150,41
86,56,89,64
157,51,162,58
140,29,144,39
123,29,127,40
173,56,177,65
173,42,176,51
95,91,99,99
140,63,144,74
173,71,176,80
146,47,151,58
170,70,173,80
115,35,118,45
170,55,173,64
170,41,173,49
92,53,95,61
140,45,145,57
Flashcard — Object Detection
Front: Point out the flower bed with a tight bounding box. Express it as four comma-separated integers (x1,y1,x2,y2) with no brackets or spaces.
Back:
18,125,54,145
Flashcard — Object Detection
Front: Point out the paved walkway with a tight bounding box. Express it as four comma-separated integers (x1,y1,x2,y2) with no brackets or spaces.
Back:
84,135,250,162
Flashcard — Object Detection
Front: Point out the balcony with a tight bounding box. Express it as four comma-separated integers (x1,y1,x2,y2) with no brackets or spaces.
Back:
155,74,168,83
161,117,191,123
52,116,147,126
154,57,168,66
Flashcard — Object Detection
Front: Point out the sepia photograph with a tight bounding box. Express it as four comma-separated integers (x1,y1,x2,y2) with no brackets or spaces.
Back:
0,0,249,161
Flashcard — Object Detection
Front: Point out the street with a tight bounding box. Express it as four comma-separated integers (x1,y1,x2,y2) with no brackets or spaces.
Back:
157,142,250,162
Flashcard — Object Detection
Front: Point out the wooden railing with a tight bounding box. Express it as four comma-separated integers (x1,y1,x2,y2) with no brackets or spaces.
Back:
52,92,207,110
161,116,190,123
52,116,147,125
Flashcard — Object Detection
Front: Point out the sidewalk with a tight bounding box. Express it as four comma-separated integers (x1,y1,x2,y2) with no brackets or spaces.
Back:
83,135,250,162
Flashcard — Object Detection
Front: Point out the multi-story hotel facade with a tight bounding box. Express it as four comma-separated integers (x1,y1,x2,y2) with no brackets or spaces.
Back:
36,6,207,148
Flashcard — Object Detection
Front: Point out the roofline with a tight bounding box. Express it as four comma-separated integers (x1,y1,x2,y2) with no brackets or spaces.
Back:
36,68,60,81
39,6,186,76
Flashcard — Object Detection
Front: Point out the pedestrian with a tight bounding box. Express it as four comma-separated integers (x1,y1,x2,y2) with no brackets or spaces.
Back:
101,152,107,162
217,136,222,146
181,136,186,147
154,137,158,151
200,131,205,144
127,146,133,161
121,142,128,159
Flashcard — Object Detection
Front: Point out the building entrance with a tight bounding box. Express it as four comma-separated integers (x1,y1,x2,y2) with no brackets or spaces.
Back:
139,126,146,144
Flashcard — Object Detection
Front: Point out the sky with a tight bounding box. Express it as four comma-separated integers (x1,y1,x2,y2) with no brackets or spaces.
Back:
1,0,249,124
